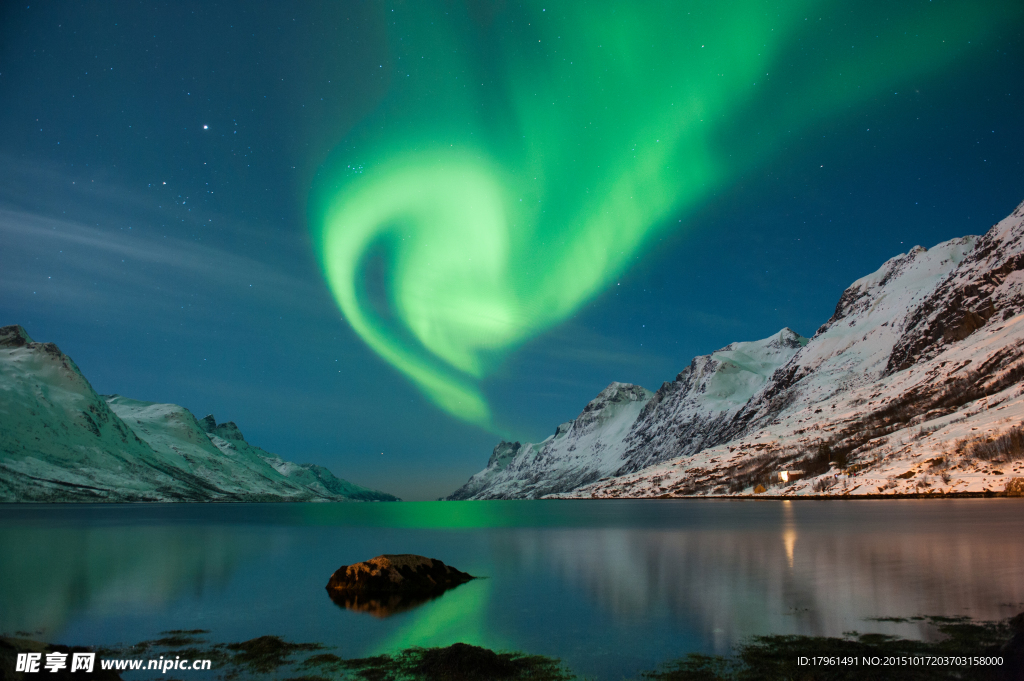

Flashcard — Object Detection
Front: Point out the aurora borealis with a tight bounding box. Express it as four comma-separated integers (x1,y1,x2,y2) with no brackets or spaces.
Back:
313,0,1017,427
1,1,1022,498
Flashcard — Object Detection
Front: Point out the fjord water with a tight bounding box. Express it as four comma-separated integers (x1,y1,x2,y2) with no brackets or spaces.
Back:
1,500,1022,680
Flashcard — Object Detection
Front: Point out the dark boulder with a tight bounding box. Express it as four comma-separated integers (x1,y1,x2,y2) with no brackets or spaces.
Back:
325,555,475,617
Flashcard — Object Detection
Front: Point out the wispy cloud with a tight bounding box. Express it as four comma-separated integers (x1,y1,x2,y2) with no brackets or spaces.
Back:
0,204,332,336
1,207,318,293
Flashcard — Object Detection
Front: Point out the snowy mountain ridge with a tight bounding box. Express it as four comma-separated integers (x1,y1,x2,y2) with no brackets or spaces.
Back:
449,382,654,499
449,328,808,499
452,200,1024,499
0,325,398,502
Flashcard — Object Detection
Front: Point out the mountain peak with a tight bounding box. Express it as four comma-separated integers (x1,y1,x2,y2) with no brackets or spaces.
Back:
592,382,651,404
0,325,34,348
885,203,1024,373
773,327,807,348
199,414,245,441
577,383,653,428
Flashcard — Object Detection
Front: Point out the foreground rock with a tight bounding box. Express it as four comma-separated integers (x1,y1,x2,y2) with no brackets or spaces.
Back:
325,555,475,617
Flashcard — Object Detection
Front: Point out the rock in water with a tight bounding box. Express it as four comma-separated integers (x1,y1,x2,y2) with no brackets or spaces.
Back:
326,554,475,593
325,555,475,617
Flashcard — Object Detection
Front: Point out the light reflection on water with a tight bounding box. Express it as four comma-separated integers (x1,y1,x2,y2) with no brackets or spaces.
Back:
1,499,1022,680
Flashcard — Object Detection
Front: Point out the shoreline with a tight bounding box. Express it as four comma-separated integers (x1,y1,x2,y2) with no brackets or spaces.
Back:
649,490,1021,500
3,490,1024,504
3,611,1021,681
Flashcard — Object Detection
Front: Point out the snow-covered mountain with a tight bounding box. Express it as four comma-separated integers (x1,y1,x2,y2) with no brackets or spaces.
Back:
448,382,654,500
449,328,807,499
0,325,398,502
452,200,1024,499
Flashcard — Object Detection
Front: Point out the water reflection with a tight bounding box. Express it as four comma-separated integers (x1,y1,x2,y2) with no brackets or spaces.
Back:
1,500,1021,672
496,502,1024,651
0,523,254,635
376,579,501,653
327,585,468,618
782,499,797,569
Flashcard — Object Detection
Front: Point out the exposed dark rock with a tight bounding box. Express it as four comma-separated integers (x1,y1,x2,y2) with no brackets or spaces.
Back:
490,441,523,469
198,415,245,441
325,555,475,617
224,636,322,673
340,642,573,681
886,228,1024,374
0,324,33,348
1006,478,1024,497
406,643,548,681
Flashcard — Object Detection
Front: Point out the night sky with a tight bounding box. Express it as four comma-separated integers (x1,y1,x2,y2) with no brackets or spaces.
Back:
1,1,1021,500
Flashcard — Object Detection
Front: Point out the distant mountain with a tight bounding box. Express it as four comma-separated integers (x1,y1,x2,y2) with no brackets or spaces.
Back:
0,326,398,502
450,329,807,500
451,200,1024,499
449,382,654,500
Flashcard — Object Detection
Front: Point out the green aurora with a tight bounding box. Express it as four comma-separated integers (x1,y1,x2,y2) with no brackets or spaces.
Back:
312,0,1011,429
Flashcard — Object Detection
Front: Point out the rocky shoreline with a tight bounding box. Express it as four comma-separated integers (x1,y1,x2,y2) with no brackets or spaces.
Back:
2,611,1021,680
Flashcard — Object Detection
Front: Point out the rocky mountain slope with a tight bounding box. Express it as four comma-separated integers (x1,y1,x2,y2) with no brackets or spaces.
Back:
0,325,398,502
450,328,808,499
452,200,1024,499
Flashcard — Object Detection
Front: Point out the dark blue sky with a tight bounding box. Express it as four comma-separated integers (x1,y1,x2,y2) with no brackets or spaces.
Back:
1,1,1021,499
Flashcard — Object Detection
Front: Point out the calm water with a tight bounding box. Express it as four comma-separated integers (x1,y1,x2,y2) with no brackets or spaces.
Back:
1,499,1023,679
